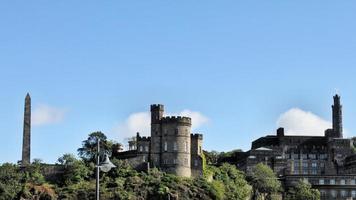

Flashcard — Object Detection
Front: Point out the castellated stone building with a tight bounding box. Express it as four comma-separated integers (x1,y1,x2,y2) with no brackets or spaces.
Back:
114,104,204,178
221,95,356,200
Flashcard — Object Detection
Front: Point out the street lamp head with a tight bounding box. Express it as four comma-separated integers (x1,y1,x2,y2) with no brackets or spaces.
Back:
100,154,116,172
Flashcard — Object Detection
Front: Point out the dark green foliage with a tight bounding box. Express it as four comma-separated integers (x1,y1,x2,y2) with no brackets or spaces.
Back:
209,163,252,200
0,163,24,200
0,163,57,200
57,154,91,186
286,179,320,200
77,131,111,163
249,163,282,200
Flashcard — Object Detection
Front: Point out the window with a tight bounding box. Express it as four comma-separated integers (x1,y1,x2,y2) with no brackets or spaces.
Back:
139,146,143,152
303,161,308,168
173,142,177,151
312,169,317,175
309,154,316,159
145,145,149,152
312,162,317,168
294,162,300,174
185,142,188,152
319,154,327,160
351,179,356,185
331,190,337,198
302,154,308,160
194,159,198,167
142,156,146,162
341,179,346,185
164,141,168,151
164,159,168,164
199,146,202,154
341,190,347,197
319,179,324,185
292,154,299,160
173,159,177,164
303,169,308,175
352,190,356,198
320,190,326,197
330,179,335,185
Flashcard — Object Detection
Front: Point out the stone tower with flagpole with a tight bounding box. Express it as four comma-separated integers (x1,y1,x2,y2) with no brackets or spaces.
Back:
22,93,31,165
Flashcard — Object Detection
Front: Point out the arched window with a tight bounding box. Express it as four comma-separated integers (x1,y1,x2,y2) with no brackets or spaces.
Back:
173,142,177,151
164,141,168,151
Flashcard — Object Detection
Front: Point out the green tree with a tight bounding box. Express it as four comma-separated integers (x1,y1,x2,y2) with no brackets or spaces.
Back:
25,161,46,185
249,163,282,200
286,179,320,200
0,163,24,200
211,163,252,200
57,154,91,186
77,131,112,163
204,150,220,165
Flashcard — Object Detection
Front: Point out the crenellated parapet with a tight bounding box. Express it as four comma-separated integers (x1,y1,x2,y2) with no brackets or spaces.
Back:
161,116,192,125
136,132,151,141
191,133,203,140
150,104,164,111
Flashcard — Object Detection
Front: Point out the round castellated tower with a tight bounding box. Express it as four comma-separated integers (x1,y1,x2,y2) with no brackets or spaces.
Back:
161,116,192,177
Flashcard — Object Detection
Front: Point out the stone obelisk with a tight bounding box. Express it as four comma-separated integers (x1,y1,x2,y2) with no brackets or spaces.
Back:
22,93,31,165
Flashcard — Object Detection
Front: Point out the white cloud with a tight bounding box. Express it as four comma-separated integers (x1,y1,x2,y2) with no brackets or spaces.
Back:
113,110,209,142
113,112,151,141
276,108,331,136
32,104,67,126
171,110,209,131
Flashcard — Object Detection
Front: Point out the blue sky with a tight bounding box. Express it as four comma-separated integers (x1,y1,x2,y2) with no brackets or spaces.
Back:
1,1,356,164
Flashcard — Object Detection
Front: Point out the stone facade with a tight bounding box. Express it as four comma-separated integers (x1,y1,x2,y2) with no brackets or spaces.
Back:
224,95,356,200
115,104,204,178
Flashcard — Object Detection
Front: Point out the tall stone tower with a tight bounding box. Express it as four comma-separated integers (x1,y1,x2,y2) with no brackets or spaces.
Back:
332,94,343,138
150,104,164,168
22,93,31,165
160,116,192,177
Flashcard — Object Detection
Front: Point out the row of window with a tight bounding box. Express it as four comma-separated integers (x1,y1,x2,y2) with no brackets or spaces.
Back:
292,161,324,175
320,189,356,198
139,145,149,152
286,153,328,160
158,128,189,135
162,158,196,166
319,178,356,185
139,143,202,154
164,141,189,152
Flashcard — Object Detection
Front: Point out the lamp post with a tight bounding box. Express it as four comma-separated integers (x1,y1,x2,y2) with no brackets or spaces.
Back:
96,138,116,200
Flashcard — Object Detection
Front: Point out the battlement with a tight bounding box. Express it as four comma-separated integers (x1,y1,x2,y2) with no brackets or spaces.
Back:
150,104,164,111
136,132,151,141
161,116,192,124
191,133,203,140
137,136,151,141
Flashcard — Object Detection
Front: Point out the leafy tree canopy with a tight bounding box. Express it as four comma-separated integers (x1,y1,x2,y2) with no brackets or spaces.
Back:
286,179,320,200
